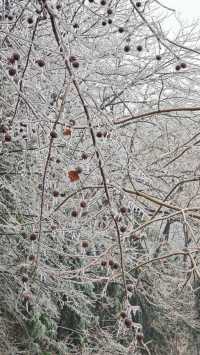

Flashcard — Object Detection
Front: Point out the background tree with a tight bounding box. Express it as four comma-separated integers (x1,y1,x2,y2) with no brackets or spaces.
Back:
1,0,200,354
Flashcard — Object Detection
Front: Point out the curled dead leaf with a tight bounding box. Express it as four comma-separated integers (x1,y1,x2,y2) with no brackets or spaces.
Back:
68,170,80,182
63,127,71,136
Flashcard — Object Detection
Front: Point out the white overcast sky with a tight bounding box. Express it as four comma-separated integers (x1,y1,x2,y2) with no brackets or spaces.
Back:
164,0,199,21
160,0,200,37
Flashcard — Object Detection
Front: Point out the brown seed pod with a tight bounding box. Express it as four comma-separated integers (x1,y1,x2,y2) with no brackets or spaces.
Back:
53,190,59,197
96,131,103,138
107,8,112,15
112,262,119,270
36,59,45,67
73,23,79,29
4,133,12,142
13,52,20,61
101,260,107,267
8,68,16,76
81,152,88,160
0,125,7,133
118,27,124,33
124,318,132,328
181,62,187,69
136,1,142,7
156,54,161,61
120,311,127,319
108,259,114,267
120,226,126,233
120,206,127,214
72,61,79,68
30,233,37,241
82,240,89,248
124,45,131,52
102,21,107,26
136,45,143,52
71,210,78,217
22,274,29,283
175,64,181,71
50,130,57,138
29,254,36,262
80,201,87,208
108,19,112,24
100,0,106,5
27,17,34,24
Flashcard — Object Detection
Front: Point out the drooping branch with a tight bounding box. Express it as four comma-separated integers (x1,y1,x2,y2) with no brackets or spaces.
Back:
115,106,200,127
